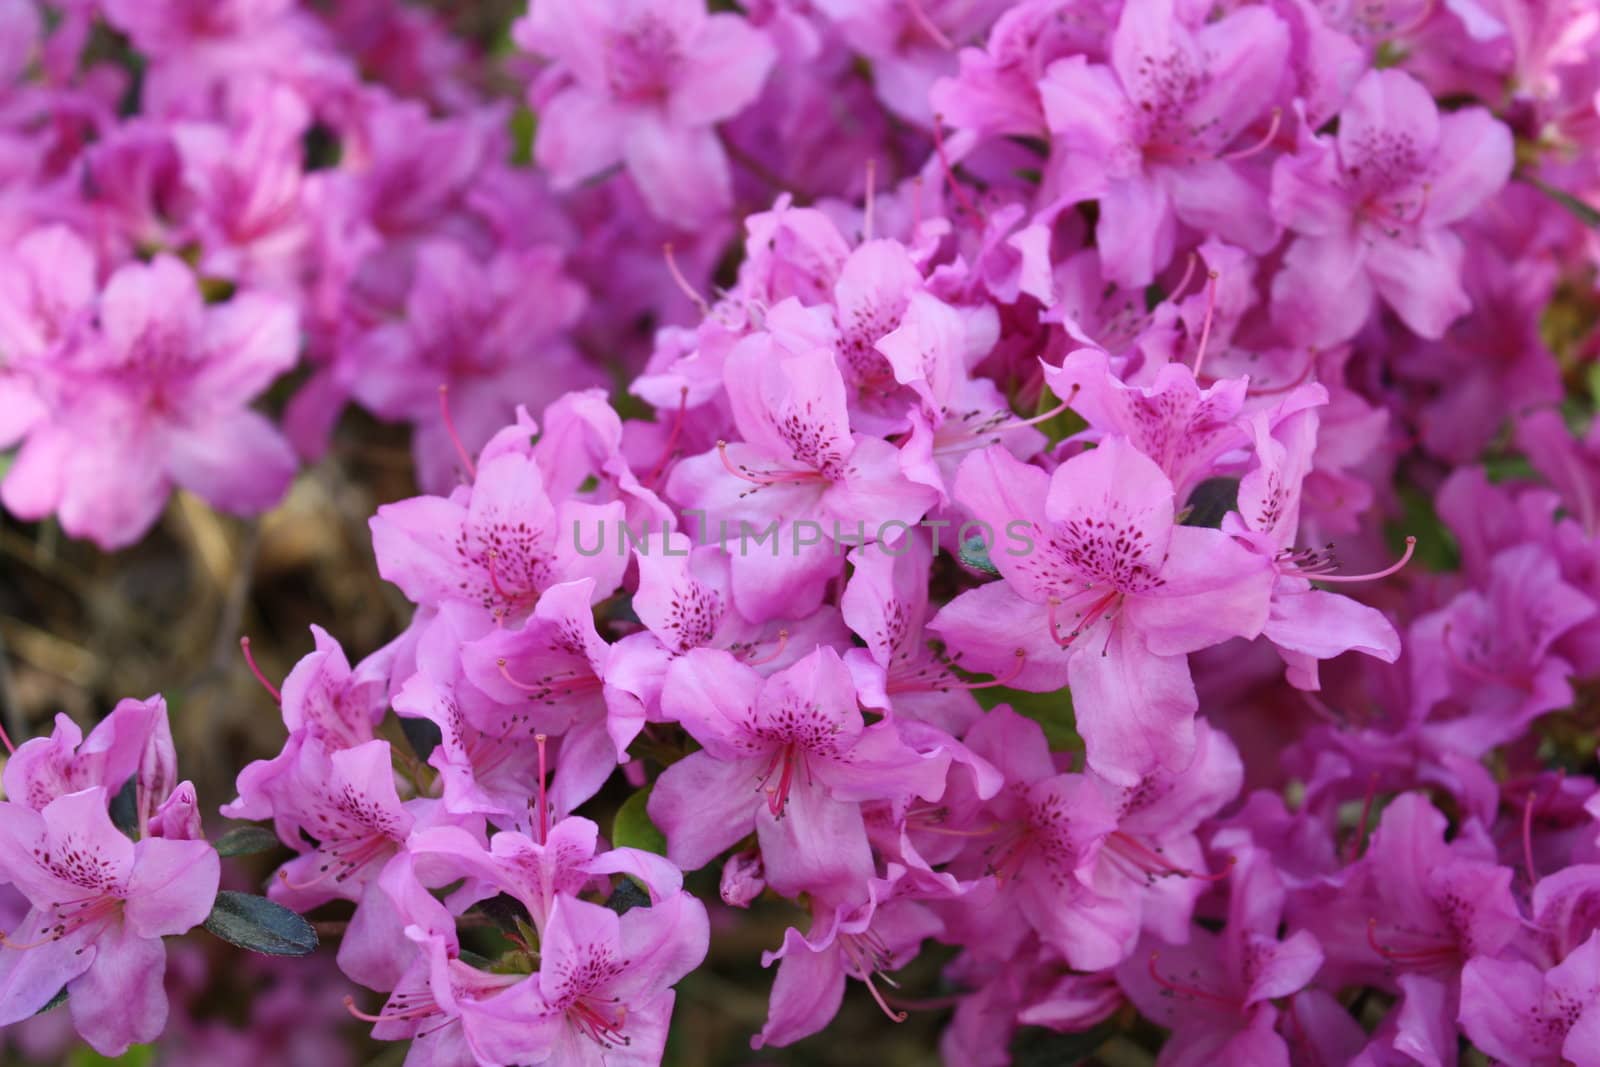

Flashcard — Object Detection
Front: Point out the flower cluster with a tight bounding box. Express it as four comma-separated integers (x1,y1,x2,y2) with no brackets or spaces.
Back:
3,0,1600,1064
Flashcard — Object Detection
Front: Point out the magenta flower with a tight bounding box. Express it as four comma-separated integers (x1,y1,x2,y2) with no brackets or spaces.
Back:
516,0,776,225
1223,404,1403,691
471,892,709,1066
1461,932,1600,1067
0,788,220,1056
1117,848,1325,1066
2,254,299,549
1270,67,1514,344
1038,0,1290,286
754,873,942,1049
371,448,627,624
931,438,1273,784
648,646,950,896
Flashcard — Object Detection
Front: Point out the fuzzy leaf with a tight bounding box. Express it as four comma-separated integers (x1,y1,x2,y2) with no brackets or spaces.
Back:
202,891,319,956
213,825,282,858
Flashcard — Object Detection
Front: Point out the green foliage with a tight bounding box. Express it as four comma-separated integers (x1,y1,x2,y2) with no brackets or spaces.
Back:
213,825,282,858
613,786,668,856
975,685,1082,753
202,891,319,957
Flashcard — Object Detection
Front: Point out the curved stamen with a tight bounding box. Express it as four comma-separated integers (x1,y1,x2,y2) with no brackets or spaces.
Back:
1366,918,1456,964
240,636,282,703
1219,108,1283,162
644,387,690,489
1301,536,1416,583
661,243,709,318
1106,832,1234,882
494,658,600,697
344,995,437,1025
743,630,789,667
1347,773,1380,863
534,733,550,846
1246,356,1316,396
931,115,981,221
437,385,477,481
905,0,954,48
1522,788,1539,887
1393,0,1436,37
1166,253,1199,304
933,385,1080,456
1191,272,1220,380
951,649,1026,690
716,441,824,487
863,158,877,242
1146,952,1242,1008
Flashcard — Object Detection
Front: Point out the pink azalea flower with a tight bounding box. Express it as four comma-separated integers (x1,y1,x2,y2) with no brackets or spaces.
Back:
840,534,985,735
1223,404,1403,691
516,0,776,225
370,448,627,625
342,854,528,1066
647,646,951,896
224,625,392,824
753,872,943,1049
1270,67,1514,343
0,787,220,1056
1408,544,1595,756
1038,0,1290,286
1460,931,1600,1067
2,254,299,549
930,438,1273,785
408,816,683,937
1116,848,1325,1067
3,694,166,813
470,891,709,1066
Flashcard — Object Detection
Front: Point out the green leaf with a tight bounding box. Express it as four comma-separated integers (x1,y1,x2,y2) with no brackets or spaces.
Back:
35,986,67,1016
202,891,319,957
606,878,651,916
975,685,1081,753
109,778,138,837
213,825,282,858
1389,486,1460,573
612,787,667,856
1181,477,1240,529
1009,1022,1117,1066
1522,175,1600,229
1034,386,1087,447
958,535,1000,576
400,715,442,762
67,1044,155,1067
509,104,537,166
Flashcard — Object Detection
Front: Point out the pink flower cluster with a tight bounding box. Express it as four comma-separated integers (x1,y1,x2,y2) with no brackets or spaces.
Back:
3,0,1600,1063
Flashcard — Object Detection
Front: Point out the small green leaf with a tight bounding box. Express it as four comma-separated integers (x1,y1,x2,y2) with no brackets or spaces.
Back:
213,825,282,858
35,986,67,1016
509,104,537,166
606,878,651,916
400,716,442,762
109,778,138,837
1388,486,1460,573
1009,1022,1117,1066
612,787,667,857
67,1043,155,1067
202,891,319,957
1181,477,1240,529
958,535,1001,576
1034,387,1087,447
975,685,1081,753
1522,175,1600,229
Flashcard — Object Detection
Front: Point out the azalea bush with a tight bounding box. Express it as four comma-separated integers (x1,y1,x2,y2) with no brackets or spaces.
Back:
1,0,1599,1064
